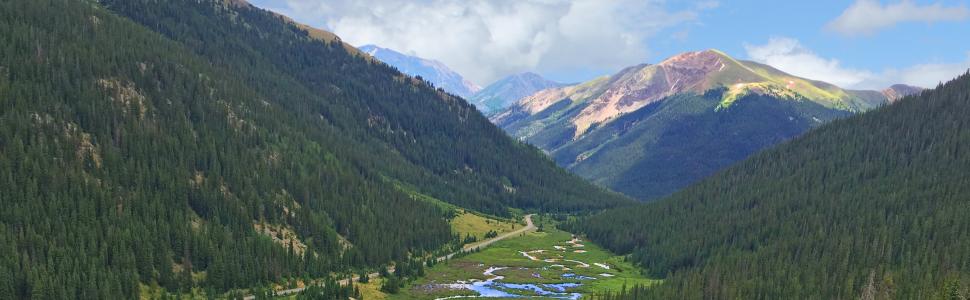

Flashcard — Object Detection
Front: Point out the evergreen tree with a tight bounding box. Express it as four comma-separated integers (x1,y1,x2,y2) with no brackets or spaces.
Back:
568,73,970,299
0,0,627,296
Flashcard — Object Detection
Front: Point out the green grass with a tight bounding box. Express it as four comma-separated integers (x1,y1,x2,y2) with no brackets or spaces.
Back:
358,278,388,300
718,82,803,110
138,283,209,300
390,179,527,242
451,209,522,240
390,220,658,299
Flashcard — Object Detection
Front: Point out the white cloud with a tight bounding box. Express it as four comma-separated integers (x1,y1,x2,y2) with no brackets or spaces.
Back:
879,55,970,88
744,37,874,88
255,0,713,85
744,37,970,89
828,0,969,36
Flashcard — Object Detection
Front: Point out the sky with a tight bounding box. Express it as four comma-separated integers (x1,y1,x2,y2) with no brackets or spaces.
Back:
249,0,970,90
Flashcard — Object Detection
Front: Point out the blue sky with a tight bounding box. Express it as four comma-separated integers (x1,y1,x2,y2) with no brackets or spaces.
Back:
250,0,970,89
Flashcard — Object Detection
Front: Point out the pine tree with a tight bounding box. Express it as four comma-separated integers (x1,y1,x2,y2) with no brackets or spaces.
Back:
0,268,15,299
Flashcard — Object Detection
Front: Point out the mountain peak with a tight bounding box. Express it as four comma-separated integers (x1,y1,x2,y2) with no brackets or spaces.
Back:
502,49,881,138
471,72,565,114
567,50,755,135
660,49,732,66
359,45,481,97
512,72,545,80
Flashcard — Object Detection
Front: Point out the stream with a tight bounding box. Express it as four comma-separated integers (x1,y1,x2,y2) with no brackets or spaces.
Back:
431,237,612,299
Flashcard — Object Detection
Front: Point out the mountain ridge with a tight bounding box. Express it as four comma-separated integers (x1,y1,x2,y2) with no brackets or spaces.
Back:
504,49,884,138
359,45,482,98
493,49,922,200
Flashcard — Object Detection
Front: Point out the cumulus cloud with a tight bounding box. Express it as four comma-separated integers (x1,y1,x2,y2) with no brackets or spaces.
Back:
744,37,873,88
879,55,970,88
744,37,970,89
256,0,712,84
828,0,969,36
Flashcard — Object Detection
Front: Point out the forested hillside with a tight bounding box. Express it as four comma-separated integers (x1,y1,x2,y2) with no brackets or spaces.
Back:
568,73,970,299
102,0,626,215
0,0,625,298
544,90,850,200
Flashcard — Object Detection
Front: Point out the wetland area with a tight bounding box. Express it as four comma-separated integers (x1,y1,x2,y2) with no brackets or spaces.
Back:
379,219,657,300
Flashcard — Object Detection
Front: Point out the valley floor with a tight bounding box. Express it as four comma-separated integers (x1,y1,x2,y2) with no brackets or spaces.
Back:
378,217,658,299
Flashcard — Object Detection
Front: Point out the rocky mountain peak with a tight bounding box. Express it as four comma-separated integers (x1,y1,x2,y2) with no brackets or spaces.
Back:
660,49,729,69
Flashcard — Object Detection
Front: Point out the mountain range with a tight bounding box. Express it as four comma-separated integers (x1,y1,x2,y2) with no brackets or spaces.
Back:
358,45,482,98
358,46,567,115
492,49,922,200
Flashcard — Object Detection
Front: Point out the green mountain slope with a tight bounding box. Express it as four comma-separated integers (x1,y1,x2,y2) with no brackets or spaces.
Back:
493,50,915,200
568,73,970,299
558,90,851,200
0,0,626,297
106,0,627,215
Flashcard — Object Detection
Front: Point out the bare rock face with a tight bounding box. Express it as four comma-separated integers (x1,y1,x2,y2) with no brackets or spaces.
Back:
495,50,752,137
572,50,745,136
882,84,924,102
495,49,894,140
660,50,729,86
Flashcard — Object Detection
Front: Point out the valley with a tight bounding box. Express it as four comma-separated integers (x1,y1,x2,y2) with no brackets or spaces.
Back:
0,1,629,299
241,213,648,299
380,216,656,300
2,0,968,299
